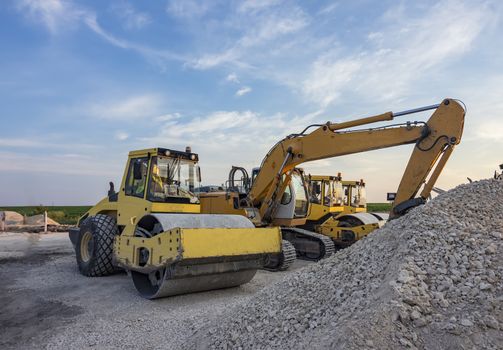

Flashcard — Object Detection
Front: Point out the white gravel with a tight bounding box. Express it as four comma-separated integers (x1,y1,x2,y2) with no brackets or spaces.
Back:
0,232,308,349
188,179,503,349
2,179,502,349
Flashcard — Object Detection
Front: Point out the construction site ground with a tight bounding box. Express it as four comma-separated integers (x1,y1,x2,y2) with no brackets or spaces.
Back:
0,231,310,350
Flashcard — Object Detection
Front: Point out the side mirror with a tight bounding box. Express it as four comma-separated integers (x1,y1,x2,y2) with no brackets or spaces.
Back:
133,161,143,180
197,166,202,183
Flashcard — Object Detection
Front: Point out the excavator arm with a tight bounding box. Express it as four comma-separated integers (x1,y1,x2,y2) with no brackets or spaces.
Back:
249,98,465,220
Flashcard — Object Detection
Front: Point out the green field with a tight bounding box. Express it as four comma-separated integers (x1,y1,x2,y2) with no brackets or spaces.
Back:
1,203,392,225
0,206,91,225
366,203,392,212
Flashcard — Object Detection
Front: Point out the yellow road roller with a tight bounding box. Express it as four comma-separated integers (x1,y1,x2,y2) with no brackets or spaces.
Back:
69,147,285,299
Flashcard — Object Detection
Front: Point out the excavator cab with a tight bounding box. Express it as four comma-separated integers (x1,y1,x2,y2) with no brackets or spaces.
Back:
274,168,310,220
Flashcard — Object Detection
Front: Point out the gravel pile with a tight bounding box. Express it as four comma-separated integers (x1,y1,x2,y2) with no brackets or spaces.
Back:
189,179,503,349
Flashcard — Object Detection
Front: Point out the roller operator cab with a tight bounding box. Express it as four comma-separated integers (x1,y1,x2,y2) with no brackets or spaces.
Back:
69,147,282,299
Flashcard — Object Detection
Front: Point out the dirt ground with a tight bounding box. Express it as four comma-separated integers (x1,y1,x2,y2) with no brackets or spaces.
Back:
0,232,310,349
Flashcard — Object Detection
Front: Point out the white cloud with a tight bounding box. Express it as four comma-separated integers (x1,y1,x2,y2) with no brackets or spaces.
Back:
303,57,361,107
88,94,163,120
235,86,252,97
112,1,151,30
83,15,185,67
0,138,43,147
17,0,84,33
301,0,494,107
238,0,282,13
114,131,129,141
166,0,211,19
0,151,118,176
189,6,308,69
0,137,99,150
142,109,326,185
318,2,339,15
474,121,503,141
16,0,184,69
226,73,240,83
154,113,182,122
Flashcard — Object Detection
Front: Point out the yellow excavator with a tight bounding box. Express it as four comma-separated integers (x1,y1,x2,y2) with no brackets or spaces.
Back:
200,98,465,258
69,147,286,299
303,175,388,246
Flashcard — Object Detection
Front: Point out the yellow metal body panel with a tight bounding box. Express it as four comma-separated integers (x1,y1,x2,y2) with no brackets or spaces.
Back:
114,228,181,270
200,192,249,216
308,202,343,221
150,203,200,213
114,226,281,272
181,227,281,258
85,197,118,218
318,217,379,242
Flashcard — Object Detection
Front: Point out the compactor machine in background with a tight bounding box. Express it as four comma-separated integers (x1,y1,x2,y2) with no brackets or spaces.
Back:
200,98,465,253
69,148,285,299
304,175,388,246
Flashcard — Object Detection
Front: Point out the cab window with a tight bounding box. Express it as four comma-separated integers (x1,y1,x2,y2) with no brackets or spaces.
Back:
309,180,322,204
125,157,149,198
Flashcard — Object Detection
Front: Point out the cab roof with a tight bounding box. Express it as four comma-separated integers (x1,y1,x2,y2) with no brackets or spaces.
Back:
128,147,199,161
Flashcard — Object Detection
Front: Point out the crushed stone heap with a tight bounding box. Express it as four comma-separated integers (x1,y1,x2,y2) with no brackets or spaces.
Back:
189,179,503,350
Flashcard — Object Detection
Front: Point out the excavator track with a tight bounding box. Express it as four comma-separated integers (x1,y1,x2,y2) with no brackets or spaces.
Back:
280,227,335,261
264,240,296,272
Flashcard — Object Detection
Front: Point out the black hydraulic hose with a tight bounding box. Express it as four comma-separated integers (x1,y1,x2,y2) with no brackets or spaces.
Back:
228,166,250,192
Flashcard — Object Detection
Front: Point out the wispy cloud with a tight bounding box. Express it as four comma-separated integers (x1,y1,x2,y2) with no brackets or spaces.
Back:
143,109,325,183
16,0,184,69
17,0,84,34
0,151,118,176
111,1,151,30
166,0,212,19
0,137,99,150
226,73,240,83
303,57,361,107
0,138,43,147
154,113,182,122
87,94,163,120
83,15,185,67
189,5,309,69
114,131,129,141
237,0,282,13
235,86,252,97
301,0,495,107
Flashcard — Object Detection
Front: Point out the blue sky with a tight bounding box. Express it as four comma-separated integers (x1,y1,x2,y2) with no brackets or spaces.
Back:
1,0,502,205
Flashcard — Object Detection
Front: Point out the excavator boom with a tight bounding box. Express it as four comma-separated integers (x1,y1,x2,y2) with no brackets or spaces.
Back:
250,99,465,220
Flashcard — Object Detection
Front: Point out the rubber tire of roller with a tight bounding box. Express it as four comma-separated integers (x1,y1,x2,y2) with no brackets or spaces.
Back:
338,221,356,242
76,214,118,277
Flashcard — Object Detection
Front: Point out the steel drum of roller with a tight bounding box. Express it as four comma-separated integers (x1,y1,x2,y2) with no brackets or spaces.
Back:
130,214,259,299
337,212,380,226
